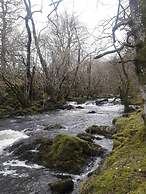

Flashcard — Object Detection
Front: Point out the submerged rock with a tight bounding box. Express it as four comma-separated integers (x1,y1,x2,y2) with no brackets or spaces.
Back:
43,123,64,130
49,178,74,194
76,106,84,109
85,125,116,138
87,111,96,114
8,134,104,174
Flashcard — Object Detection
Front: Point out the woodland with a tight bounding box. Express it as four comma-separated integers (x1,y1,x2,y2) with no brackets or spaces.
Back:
0,0,146,194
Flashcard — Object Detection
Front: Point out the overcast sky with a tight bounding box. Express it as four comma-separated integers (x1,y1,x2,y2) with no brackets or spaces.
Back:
31,0,118,32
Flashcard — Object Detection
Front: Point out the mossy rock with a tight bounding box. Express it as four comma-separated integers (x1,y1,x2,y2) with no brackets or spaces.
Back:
43,123,64,130
77,133,94,143
42,134,103,174
49,178,74,194
85,125,115,138
10,134,103,174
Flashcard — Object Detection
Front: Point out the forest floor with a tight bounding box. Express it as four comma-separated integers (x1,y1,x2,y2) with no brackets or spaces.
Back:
80,110,146,194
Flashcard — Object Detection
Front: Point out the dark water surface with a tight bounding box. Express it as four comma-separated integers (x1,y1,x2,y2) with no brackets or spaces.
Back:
0,99,123,194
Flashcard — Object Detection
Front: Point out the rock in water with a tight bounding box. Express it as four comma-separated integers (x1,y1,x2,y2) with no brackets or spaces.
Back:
87,111,96,114
76,106,84,109
42,134,103,174
77,133,94,143
85,125,116,138
95,98,108,105
43,123,64,130
49,178,74,194
8,134,104,174
61,104,75,110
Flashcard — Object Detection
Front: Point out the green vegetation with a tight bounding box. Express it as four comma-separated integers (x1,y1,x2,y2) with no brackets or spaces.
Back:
128,96,143,106
0,100,65,118
39,134,103,174
80,111,146,194
77,133,94,143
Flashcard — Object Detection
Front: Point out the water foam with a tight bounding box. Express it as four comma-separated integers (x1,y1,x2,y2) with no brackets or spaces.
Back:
0,129,28,154
3,160,43,169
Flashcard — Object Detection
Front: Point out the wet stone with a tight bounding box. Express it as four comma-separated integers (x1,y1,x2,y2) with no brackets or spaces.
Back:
49,178,74,194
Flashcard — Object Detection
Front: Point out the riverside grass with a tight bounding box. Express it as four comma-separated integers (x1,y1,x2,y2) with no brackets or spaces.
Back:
80,110,146,194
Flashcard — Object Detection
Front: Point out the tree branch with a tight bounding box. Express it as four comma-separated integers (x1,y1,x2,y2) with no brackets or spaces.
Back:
94,44,125,59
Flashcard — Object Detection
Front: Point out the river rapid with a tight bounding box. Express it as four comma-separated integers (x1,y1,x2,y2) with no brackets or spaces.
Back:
0,99,123,194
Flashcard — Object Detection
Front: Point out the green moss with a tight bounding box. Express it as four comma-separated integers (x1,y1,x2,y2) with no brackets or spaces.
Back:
80,111,146,194
77,133,93,143
128,96,143,106
40,134,102,174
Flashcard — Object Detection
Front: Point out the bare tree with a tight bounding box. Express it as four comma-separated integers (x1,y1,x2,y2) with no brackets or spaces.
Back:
94,0,146,116
40,12,89,100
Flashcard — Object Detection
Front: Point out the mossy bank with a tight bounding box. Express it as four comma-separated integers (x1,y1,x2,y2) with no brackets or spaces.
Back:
80,110,146,194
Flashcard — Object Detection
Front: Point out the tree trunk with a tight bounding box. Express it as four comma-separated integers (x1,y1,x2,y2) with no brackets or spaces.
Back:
1,0,7,72
119,80,130,113
129,0,146,123
25,16,33,103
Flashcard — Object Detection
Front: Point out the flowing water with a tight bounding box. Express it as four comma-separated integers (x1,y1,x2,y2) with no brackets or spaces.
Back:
0,99,123,194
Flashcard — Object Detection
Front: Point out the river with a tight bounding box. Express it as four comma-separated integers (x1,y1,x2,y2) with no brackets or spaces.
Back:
0,99,123,194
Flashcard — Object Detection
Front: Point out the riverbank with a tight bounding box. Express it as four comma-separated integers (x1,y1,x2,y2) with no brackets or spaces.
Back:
0,100,66,119
0,96,120,119
80,110,146,194
0,100,123,194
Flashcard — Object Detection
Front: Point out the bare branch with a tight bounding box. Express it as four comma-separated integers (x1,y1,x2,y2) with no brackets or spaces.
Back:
47,0,63,19
94,44,125,59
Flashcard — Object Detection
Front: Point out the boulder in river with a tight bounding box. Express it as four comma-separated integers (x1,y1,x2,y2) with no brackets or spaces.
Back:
8,134,104,174
49,178,74,194
42,134,104,174
85,125,116,138
95,98,108,106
